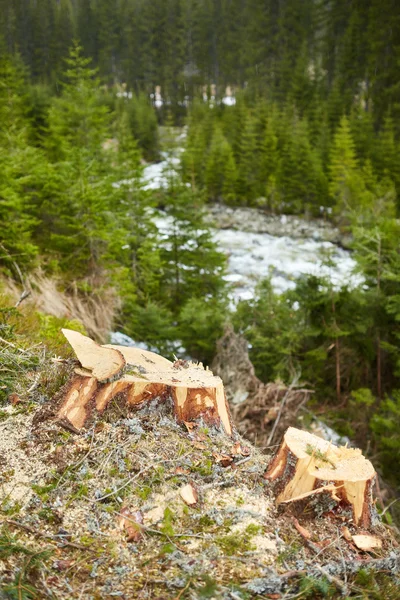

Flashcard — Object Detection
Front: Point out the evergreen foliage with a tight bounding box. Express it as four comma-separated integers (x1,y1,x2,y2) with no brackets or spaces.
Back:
0,45,228,364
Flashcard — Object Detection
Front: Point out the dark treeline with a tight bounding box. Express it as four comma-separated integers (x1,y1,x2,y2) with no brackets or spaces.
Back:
2,0,400,128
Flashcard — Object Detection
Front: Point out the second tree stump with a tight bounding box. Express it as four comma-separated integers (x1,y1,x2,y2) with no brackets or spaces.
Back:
265,427,376,527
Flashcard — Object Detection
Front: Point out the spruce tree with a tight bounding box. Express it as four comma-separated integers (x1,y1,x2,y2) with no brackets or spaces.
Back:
259,116,279,205
0,54,40,269
235,113,258,203
205,126,237,203
41,43,139,276
328,115,361,215
278,117,328,214
375,114,400,202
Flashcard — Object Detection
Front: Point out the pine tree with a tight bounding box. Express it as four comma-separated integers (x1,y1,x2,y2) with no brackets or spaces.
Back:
181,121,207,190
205,126,237,203
258,115,279,202
233,278,302,383
278,117,328,214
30,0,56,81
0,54,40,270
235,113,258,203
123,93,160,162
374,114,400,202
52,0,74,80
349,107,375,166
46,43,109,160
77,0,98,63
328,115,361,215
40,43,136,275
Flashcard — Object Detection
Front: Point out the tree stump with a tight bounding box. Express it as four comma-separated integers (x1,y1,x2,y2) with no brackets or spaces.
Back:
52,330,233,435
265,427,376,527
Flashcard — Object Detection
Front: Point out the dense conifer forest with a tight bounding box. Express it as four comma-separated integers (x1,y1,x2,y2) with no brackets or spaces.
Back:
1,0,400,521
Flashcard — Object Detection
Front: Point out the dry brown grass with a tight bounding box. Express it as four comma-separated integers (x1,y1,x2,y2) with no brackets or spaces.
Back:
1,270,120,342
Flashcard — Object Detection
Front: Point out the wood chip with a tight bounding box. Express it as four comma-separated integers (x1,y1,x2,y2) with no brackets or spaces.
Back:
293,517,312,540
62,328,126,382
352,534,382,551
179,483,198,506
212,452,233,467
231,442,251,456
183,421,197,431
341,526,353,541
117,507,144,542
193,442,207,450
8,393,21,405
174,466,190,475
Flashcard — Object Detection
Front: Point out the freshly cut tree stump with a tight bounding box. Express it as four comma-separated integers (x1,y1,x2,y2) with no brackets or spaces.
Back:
265,427,376,527
62,329,126,382
54,330,232,435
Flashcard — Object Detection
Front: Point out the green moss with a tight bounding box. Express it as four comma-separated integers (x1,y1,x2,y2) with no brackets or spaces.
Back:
0,500,22,516
79,534,96,547
31,482,57,502
305,443,336,469
198,514,216,529
191,458,213,476
216,533,255,556
136,484,152,500
160,542,175,555
38,507,60,524
298,575,335,598
160,507,175,537
245,523,261,536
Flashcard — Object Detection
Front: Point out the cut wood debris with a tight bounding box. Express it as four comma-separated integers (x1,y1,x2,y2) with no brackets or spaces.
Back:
352,534,383,552
61,328,126,382
265,427,376,527
49,329,232,434
293,517,312,540
212,451,233,467
179,483,199,506
117,507,144,542
1,347,399,600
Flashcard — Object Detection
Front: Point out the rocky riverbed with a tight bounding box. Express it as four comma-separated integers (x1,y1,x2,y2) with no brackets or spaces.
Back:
142,154,360,302
205,203,347,244
154,205,362,303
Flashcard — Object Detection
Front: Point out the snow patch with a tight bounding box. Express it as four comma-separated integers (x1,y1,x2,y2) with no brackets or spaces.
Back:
152,212,362,303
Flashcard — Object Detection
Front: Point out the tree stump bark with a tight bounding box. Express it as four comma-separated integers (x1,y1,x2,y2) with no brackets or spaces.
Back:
265,427,376,527
53,330,233,435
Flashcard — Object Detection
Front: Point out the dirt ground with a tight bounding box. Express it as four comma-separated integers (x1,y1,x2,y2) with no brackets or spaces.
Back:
1,385,399,599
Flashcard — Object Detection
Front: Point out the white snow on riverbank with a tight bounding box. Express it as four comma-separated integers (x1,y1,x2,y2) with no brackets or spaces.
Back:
117,147,362,303
152,211,362,302
142,154,181,190
214,227,362,301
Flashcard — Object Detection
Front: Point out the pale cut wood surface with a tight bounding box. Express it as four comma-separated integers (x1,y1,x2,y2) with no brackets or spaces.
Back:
62,329,125,382
265,427,376,527
57,330,233,435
